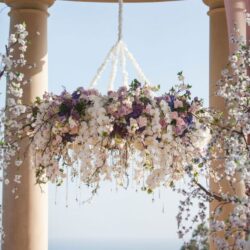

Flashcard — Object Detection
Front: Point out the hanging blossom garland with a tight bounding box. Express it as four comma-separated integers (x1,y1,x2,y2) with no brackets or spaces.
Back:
0,23,29,240
0,23,29,188
14,76,209,194
209,26,250,249
176,22,250,250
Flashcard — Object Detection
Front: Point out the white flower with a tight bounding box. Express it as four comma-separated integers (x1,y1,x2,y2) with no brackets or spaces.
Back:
9,34,17,44
19,45,27,52
15,24,26,33
2,56,12,69
15,159,23,167
69,116,77,129
229,55,238,63
246,13,250,26
178,74,184,81
16,73,24,82
221,69,229,77
14,175,22,184
7,98,16,107
128,118,139,134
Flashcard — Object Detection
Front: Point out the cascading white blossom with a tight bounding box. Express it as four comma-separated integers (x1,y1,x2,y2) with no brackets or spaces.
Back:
0,23,29,242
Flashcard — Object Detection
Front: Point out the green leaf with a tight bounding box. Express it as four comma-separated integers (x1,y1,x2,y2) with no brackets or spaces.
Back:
147,188,153,194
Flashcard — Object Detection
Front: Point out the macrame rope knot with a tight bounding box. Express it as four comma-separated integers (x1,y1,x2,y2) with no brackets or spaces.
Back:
89,0,150,90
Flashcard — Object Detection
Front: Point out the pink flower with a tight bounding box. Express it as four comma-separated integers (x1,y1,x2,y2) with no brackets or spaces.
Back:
160,118,167,128
52,135,62,145
176,117,186,127
174,99,183,109
171,111,178,120
144,104,152,114
69,125,79,135
137,116,147,128
189,103,199,113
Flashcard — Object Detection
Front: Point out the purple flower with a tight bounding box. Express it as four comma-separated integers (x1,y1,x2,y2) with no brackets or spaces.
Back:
62,133,76,143
82,89,99,97
128,103,143,119
117,105,132,117
72,88,84,100
155,96,165,104
111,123,128,137
117,86,128,98
184,113,193,125
168,95,175,111
58,100,72,117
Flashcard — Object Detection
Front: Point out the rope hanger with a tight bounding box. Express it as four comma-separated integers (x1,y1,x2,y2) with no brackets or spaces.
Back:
89,0,150,90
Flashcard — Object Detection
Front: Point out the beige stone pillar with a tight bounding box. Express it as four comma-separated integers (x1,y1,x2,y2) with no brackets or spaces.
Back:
203,1,246,249
2,1,54,250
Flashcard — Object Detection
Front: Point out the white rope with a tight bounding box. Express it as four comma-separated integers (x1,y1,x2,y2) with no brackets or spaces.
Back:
89,43,117,88
89,0,151,90
108,41,121,91
123,43,150,84
120,41,129,88
118,0,123,41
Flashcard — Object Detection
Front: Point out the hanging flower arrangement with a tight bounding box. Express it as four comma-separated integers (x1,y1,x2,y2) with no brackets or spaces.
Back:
19,77,208,192
0,2,249,249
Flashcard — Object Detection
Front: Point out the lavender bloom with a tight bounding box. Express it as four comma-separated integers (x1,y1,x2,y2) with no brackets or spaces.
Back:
155,96,165,104
111,123,128,137
62,133,76,143
72,90,81,100
168,95,175,111
185,113,193,125
117,86,128,99
58,100,72,117
128,103,143,119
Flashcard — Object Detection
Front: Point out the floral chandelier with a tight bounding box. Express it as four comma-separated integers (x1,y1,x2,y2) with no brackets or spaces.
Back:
17,0,209,191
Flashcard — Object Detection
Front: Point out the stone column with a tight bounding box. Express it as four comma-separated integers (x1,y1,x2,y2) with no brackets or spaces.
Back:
2,1,54,250
203,1,246,249
225,0,248,52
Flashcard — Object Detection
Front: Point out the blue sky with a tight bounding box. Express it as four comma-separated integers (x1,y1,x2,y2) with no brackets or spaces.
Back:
0,0,209,248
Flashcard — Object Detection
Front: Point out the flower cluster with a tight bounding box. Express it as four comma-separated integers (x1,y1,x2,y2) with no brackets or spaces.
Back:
208,27,250,249
176,22,250,249
0,23,29,191
0,23,29,242
19,78,208,192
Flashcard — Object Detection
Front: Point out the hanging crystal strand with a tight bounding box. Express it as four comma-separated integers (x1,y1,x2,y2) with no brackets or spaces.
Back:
75,173,78,203
152,192,155,203
54,186,58,205
65,167,69,208
78,165,82,205
162,202,165,214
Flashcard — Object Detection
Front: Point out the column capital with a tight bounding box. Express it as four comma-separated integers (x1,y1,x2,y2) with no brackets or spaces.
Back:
203,0,224,10
4,0,55,11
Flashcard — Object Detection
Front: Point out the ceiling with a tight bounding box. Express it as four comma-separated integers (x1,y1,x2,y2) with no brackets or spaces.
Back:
0,0,181,3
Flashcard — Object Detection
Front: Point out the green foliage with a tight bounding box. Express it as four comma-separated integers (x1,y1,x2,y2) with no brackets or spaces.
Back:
75,101,86,116
130,79,141,91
